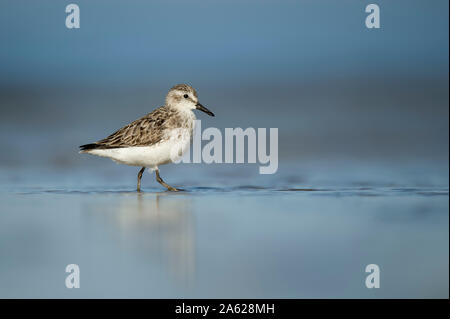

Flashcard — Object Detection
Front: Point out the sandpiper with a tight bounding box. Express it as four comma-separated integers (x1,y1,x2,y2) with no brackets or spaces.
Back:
79,84,214,192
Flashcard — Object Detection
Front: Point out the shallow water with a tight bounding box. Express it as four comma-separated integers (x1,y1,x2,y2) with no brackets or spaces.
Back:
0,162,448,298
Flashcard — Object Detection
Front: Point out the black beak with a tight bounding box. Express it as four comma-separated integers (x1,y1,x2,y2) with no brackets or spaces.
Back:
196,103,215,117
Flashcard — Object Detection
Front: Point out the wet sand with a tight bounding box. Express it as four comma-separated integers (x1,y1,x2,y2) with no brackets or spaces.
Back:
0,163,448,298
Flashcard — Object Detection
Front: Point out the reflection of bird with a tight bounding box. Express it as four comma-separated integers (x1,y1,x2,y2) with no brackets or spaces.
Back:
79,84,214,191
113,194,195,285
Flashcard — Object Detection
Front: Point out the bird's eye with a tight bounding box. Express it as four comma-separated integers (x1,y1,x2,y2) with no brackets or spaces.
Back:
183,94,189,99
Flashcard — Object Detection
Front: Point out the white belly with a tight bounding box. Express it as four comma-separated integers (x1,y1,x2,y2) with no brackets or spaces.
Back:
87,130,191,169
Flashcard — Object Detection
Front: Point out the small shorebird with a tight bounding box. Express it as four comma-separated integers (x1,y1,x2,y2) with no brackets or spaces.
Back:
79,84,214,192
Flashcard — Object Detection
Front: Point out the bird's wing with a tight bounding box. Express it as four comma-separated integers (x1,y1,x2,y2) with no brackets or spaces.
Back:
80,107,173,151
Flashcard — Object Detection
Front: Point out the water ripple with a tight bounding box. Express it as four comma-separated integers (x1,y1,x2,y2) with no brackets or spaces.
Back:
11,186,449,197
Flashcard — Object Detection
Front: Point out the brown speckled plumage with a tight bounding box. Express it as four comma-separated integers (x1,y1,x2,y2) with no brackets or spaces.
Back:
80,107,183,150
80,84,198,152
88,107,177,149
170,84,198,97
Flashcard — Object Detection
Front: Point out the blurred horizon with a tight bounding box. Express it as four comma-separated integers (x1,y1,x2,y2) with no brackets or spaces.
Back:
0,0,448,88
0,0,448,179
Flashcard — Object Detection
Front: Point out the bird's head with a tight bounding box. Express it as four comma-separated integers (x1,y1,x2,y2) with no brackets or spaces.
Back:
165,84,214,117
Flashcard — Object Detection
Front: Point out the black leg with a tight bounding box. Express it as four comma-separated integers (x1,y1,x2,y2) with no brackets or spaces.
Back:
155,169,179,192
137,167,145,192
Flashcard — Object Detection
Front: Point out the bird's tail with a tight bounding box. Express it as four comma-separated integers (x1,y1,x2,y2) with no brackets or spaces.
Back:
79,143,101,153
